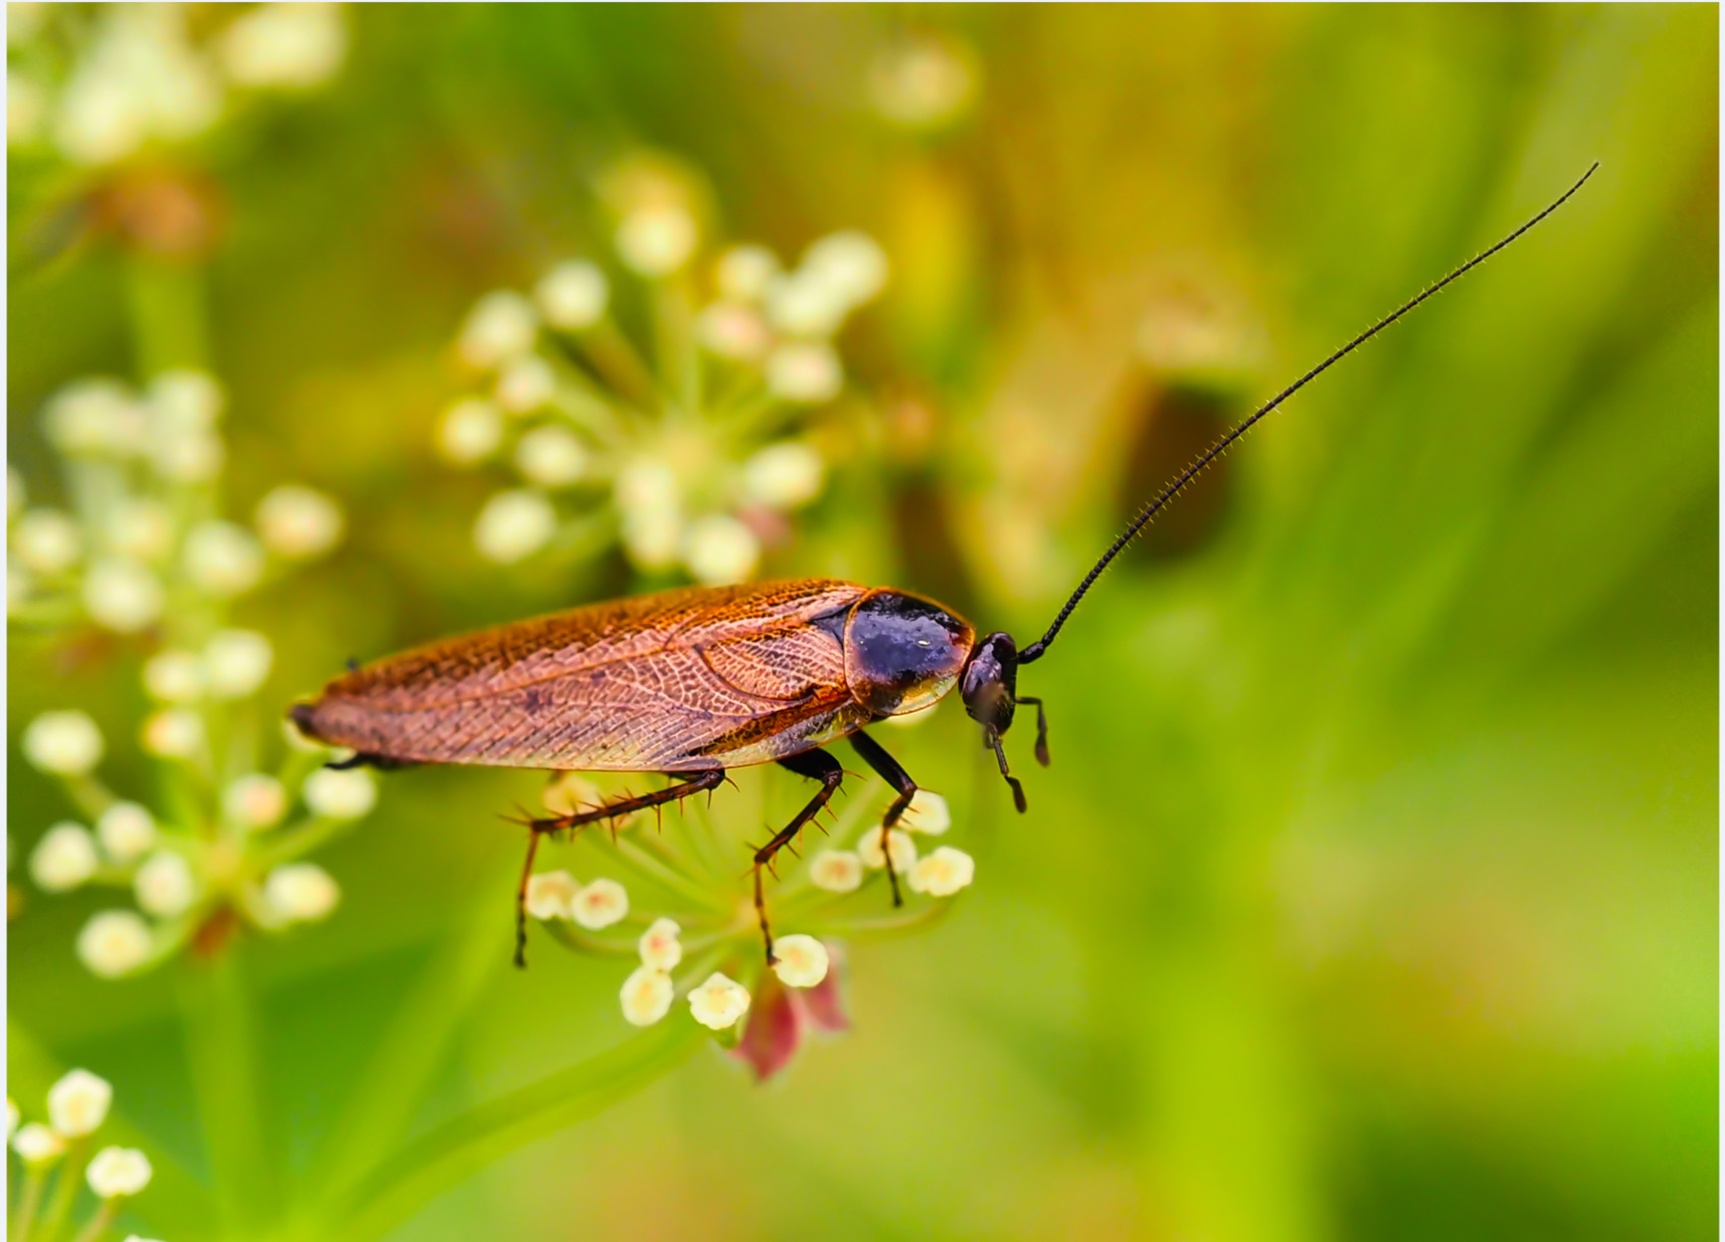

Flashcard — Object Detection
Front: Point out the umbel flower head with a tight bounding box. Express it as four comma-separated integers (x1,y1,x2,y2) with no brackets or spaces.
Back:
11,366,371,976
437,152,888,585
523,769,971,1081
9,1067,156,1241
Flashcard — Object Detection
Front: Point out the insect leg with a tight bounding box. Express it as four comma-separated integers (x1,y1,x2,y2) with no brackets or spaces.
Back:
755,749,845,964
1014,696,1050,767
514,767,724,969
848,731,916,909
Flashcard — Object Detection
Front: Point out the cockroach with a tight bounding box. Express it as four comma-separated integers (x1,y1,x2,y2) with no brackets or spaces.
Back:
290,165,1595,967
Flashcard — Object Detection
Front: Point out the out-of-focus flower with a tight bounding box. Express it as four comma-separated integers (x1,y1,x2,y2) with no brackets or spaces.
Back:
14,510,82,575
148,369,224,431
29,823,99,892
204,629,273,699
144,650,206,703
47,1069,112,1137
620,967,675,1027
473,489,556,563
899,790,951,835
141,708,205,760
255,485,344,559
135,851,198,917
87,1146,152,1198
857,826,917,873
224,774,287,830
688,972,751,1030
97,803,157,864
216,2,348,89
183,520,265,596
525,870,579,920
13,1123,65,1165
907,846,975,897
809,849,864,893
77,911,153,977
263,863,340,922
570,877,629,930
542,772,604,818
83,559,165,632
770,934,829,988
869,34,979,129
107,499,174,562
302,767,376,819
436,158,885,582
535,261,609,330
22,711,104,776
638,917,682,971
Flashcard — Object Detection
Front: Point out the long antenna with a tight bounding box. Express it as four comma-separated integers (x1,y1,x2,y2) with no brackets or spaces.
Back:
1017,162,1598,666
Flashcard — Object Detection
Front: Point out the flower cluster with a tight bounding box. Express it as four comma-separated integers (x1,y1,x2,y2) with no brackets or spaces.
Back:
7,2,348,167
11,367,368,976
8,1068,157,1242
21,704,371,977
523,769,973,1080
10,370,344,634
436,156,888,584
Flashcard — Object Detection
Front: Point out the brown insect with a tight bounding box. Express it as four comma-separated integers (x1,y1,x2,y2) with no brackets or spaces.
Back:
289,166,1595,967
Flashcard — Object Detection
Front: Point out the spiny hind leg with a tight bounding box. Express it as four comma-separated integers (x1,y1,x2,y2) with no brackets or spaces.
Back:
848,731,917,908
754,749,844,964
514,768,725,969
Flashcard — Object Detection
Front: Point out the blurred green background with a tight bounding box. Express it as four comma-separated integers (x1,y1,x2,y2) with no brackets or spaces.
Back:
9,5,1717,1241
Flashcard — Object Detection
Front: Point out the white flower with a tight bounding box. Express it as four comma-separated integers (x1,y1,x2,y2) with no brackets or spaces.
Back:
143,650,204,703
29,822,99,892
803,231,889,307
302,767,376,820
437,397,505,464
687,972,750,1030
183,521,265,596
907,845,975,897
458,291,538,370
765,272,850,339
83,559,165,633
13,510,82,575
542,772,604,818
56,7,222,165
224,774,286,830
765,342,843,404
150,430,225,483
264,863,340,922
569,878,629,929
514,425,589,488
715,244,780,303
620,966,674,1027
637,917,682,971
899,790,950,835
43,379,146,456
742,442,824,510
495,355,557,415
615,205,697,277
96,803,157,864
808,849,864,893
203,629,274,700
217,1,347,88
13,1123,64,1165
524,870,579,920
869,36,976,128
696,302,771,362
682,515,760,586
22,710,104,775
255,485,344,559
77,911,153,978
615,460,681,570
771,934,829,988
107,499,174,561
141,708,205,760
473,489,556,563
148,369,225,432
535,260,609,330
87,1146,152,1198
134,851,197,917
856,827,917,873
48,1069,113,1138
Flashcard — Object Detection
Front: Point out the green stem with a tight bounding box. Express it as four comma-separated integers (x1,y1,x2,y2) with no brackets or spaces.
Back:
250,814,356,872
123,256,209,374
34,1140,89,1242
65,1198,116,1242
321,1019,705,1242
12,1168,45,1242
177,950,271,1232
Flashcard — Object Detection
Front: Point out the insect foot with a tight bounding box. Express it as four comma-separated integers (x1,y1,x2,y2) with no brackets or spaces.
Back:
516,772,974,1081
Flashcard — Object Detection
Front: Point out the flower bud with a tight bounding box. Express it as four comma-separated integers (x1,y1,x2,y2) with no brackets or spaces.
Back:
907,846,975,897
224,773,287,830
22,710,103,775
569,877,628,930
134,851,198,918
255,485,344,559
899,789,950,835
742,443,824,510
620,966,674,1027
525,870,578,920
13,509,81,575
47,1068,112,1137
687,971,750,1030
437,397,504,464
615,205,697,277
535,261,609,331
514,425,588,488
715,244,779,303
802,231,889,307
203,629,273,700
765,342,842,404
458,291,537,370
217,0,347,88
83,559,165,632
86,1146,152,1198
13,1122,64,1165
473,489,555,564
148,370,225,431
264,863,340,922
808,849,864,893
637,917,682,971
682,514,760,586
183,521,264,597
141,708,205,760
495,356,556,415
77,911,152,978
770,934,829,988
96,803,157,864
856,827,916,874
143,650,205,703
302,768,376,819
106,499,174,562
29,822,98,892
